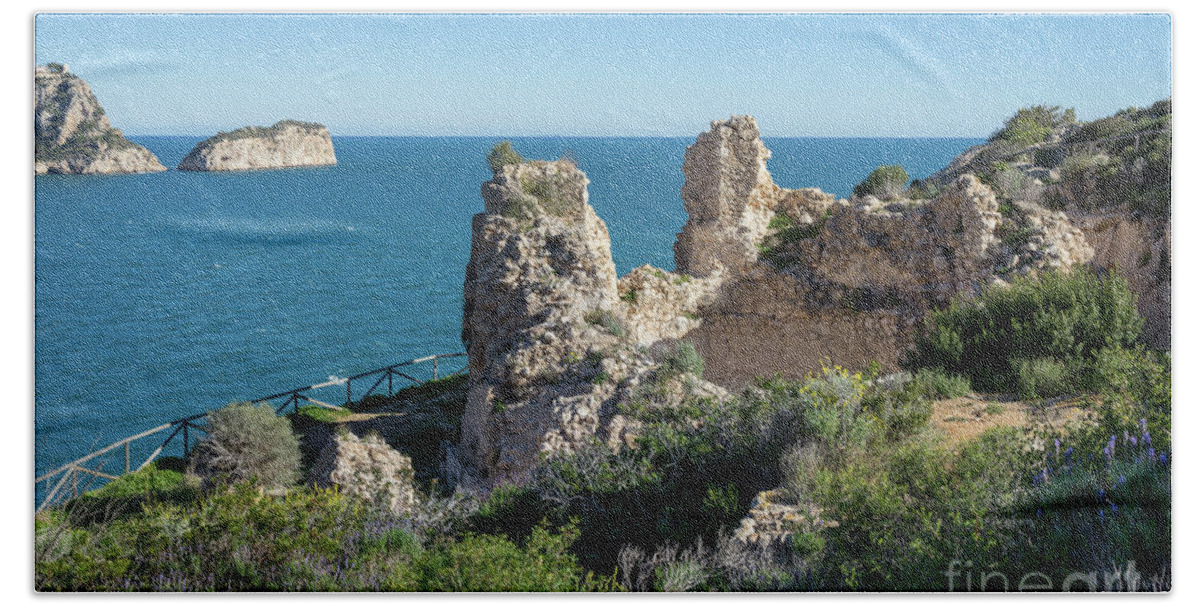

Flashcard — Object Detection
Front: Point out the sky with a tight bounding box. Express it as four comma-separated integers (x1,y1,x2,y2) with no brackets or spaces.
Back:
34,13,1171,137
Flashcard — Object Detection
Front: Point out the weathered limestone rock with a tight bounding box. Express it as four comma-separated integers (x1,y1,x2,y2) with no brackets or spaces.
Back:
34,63,166,175
309,429,416,515
674,117,1098,389
732,490,837,550
616,264,720,349
991,202,1094,284
675,116,780,277
178,120,337,171
459,160,655,483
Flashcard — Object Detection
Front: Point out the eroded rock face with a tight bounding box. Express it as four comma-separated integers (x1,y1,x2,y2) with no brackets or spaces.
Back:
34,64,166,175
178,120,337,172
675,117,1100,389
675,116,780,277
309,429,416,515
459,160,655,483
616,264,720,349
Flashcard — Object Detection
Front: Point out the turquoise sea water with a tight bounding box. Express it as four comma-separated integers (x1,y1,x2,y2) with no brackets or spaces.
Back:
34,135,980,480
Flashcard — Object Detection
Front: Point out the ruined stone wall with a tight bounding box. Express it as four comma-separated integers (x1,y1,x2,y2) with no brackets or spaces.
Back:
672,116,1095,390
454,116,1141,483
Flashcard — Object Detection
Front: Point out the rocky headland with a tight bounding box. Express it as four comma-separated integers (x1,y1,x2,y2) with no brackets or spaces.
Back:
34,63,166,175
177,120,337,172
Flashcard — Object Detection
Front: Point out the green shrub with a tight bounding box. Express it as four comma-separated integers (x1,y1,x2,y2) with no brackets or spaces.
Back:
909,368,971,399
1034,147,1066,168
415,522,588,591
662,341,704,378
990,105,1075,146
1013,357,1071,400
486,141,525,173
789,530,825,558
903,269,1142,394
190,402,302,490
583,309,626,337
852,165,909,200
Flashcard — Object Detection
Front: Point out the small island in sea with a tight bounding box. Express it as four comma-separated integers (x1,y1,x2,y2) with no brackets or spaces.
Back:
177,120,338,172
34,63,166,175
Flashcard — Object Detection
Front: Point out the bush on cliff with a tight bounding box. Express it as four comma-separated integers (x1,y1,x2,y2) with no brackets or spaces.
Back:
989,104,1076,146
487,141,525,173
903,268,1143,396
190,401,302,491
852,165,909,200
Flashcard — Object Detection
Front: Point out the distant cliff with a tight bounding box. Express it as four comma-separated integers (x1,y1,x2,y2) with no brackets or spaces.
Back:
178,120,337,172
34,63,166,175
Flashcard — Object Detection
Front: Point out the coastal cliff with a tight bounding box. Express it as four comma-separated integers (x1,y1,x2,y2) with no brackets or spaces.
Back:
34,63,166,175
178,120,337,172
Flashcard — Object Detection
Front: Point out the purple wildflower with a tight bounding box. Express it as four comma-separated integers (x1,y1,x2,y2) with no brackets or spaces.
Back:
1143,431,1152,446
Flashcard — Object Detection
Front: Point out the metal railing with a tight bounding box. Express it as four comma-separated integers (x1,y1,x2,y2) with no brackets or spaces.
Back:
34,352,467,512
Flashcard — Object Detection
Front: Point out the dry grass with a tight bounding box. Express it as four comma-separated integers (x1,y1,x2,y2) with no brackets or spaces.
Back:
930,394,1093,448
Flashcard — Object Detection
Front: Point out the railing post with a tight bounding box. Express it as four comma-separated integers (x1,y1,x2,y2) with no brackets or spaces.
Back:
183,423,189,457
433,356,439,381
125,441,130,474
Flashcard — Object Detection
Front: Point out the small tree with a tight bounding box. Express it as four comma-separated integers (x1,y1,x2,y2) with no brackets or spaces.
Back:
487,141,525,173
853,165,909,200
190,402,302,490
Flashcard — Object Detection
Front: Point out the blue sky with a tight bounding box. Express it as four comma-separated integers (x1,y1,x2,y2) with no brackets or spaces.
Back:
34,13,1171,137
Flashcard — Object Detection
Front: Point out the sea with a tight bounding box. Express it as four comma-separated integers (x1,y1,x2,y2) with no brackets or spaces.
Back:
34,135,980,487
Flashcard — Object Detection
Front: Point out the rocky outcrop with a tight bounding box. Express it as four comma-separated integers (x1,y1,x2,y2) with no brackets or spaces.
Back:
672,117,1097,389
459,160,651,483
675,116,779,278
453,115,1149,483
309,428,416,515
178,120,336,172
34,63,166,175
616,265,720,349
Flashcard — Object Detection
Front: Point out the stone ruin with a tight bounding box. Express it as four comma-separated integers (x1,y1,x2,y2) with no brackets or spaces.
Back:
453,115,1161,484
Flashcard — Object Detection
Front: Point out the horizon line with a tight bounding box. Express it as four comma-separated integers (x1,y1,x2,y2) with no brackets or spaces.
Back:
126,133,990,140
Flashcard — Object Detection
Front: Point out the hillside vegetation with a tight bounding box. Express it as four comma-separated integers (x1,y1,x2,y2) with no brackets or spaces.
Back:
36,268,1170,591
